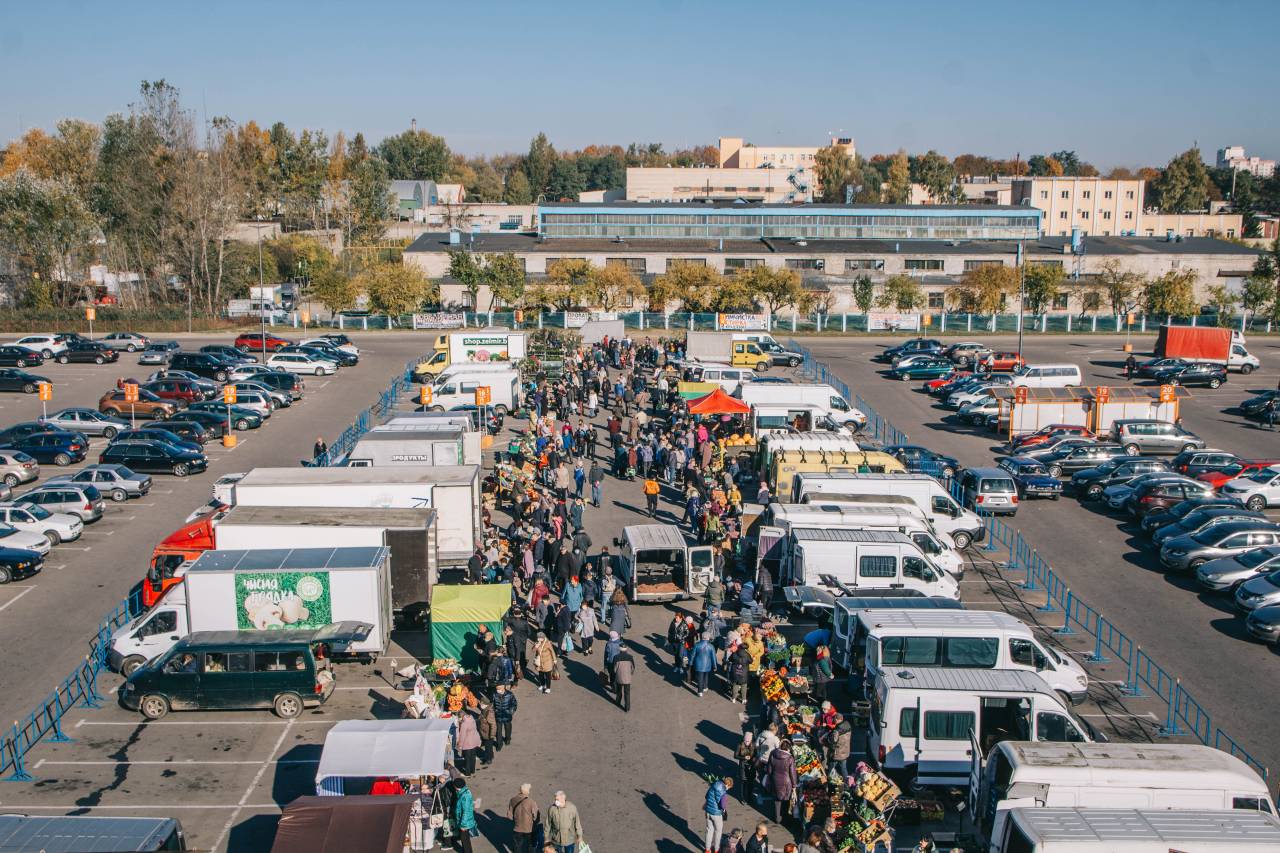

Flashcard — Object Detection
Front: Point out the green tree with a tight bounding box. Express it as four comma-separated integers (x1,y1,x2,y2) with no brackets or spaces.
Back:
852,275,876,312
525,133,556,198
589,262,646,310
1022,263,1064,314
1151,148,1210,213
914,150,955,202
1203,284,1238,320
374,128,451,181
222,240,280,299
876,274,926,310
1079,284,1105,315
735,265,807,315
650,264,724,311
0,171,97,303
527,258,595,310
948,265,1017,313
1097,259,1143,315
546,158,584,201
267,234,334,285
484,252,527,310
885,150,910,204
1142,270,1199,316
311,268,359,313
347,157,393,243
447,250,485,312
1243,248,1279,321
814,144,858,203
357,262,437,314
503,169,532,204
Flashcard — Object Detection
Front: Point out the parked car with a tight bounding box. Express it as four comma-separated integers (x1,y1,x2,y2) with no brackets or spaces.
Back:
1240,390,1280,417
101,332,150,352
1237,570,1280,614
227,363,283,381
1109,419,1206,456
145,420,209,445
0,346,42,367
1032,443,1128,478
0,430,87,466
1196,546,1280,593
307,335,359,357
892,352,946,370
0,546,44,584
1198,459,1280,491
942,341,991,367
11,335,67,359
278,345,349,367
0,451,38,488
995,456,1062,500
876,338,944,363
957,466,1019,516
163,409,230,438
266,352,336,376
39,407,130,438
244,370,304,398
1170,449,1239,478
958,396,1001,425
56,341,118,364
198,344,255,364
1160,520,1280,572
884,445,960,478
1140,496,1244,534
1009,423,1095,453
981,351,1025,372
298,339,359,365
319,333,355,349
1070,457,1169,501
111,428,202,454
234,332,294,353
0,502,81,546
221,389,273,418
1243,601,1280,643
1135,357,1187,379
142,378,205,407
186,401,263,430
138,341,180,365
0,422,70,446
48,464,152,501
100,440,207,477
1153,362,1227,389
946,377,1014,409
1123,477,1216,517
168,351,234,381
0,520,54,555
228,381,291,408
98,389,177,420
1151,506,1268,547
925,371,971,394
1102,472,1194,512
0,368,51,394
17,482,105,523
147,369,218,398
1219,466,1280,512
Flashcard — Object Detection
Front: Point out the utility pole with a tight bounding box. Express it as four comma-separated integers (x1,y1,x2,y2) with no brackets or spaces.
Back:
257,217,268,364
1016,240,1026,355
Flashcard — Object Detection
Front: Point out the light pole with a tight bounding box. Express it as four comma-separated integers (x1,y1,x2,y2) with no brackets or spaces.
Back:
1016,240,1026,356
256,218,268,364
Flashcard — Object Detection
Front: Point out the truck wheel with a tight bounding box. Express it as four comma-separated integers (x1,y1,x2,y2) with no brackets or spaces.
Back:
952,531,972,550
121,656,146,677
140,694,169,720
273,692,303,719
1240,364,1255,375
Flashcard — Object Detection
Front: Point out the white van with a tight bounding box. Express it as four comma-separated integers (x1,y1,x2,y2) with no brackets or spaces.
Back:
868,667,1094,786
761,503,964,578
427,370,519,414
615,524,716,603
1010,364,1083,389
995,807,1280,853
432,362,526,383
831,596,966,670
858,610,1089,704
685,363,756,393
978,742,1274,849
737,383,867,429
785,528,959,599
794,472,986,550
751,405,851,438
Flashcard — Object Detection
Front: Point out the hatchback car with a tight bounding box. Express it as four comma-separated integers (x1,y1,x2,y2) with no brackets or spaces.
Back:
245,370,304,398
0,451,38,488
1009,424,1095,453
946,377,1014,409
138,341,180,365
982,351,1025,372
942,341,991,367
266,352,336,376
1140,496,1244,534
0,368,51,394
1032,443,1128,478
1099,472,1188,511
1237,570,1280,614
958,396,1001,425
18,483,105,523
229,381,290,409
1110,419,1206,456
1219,466,1280,512
111,428,202,454
221,389,274,418
142,378,204,407
1070,457,1169,501
0,546,44,584
303,336,359,357
0,430,87,466
56,341,118,364
1162,521,1280,572
0,502,81,546
234,332,294,353
1171,449,1239,478
883,445,959,478
1243,602,1280,644
1196,546,1280,593
11,335,67,359
49,464,152,502
0,346,42,368
1123,477,1216,517
40,407,130,438
959,467,1019,516
144,419,209,445
186,401,263,431
227,363,281,382
99,440,208,477
101,332,150,352
991,456,1060,500
98,389,177,420
1153,362,1227,388
1152,506,1267,547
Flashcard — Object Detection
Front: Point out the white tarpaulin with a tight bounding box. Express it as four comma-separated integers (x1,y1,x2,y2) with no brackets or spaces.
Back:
315,719,454,794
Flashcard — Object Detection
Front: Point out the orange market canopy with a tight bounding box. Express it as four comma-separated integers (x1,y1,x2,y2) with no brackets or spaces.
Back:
687,388,751,415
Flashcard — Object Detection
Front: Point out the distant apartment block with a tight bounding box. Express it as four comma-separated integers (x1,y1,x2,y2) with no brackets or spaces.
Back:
625,166,813,203
718,136,854,169
1217,145,1276,179
1011,177,1242,240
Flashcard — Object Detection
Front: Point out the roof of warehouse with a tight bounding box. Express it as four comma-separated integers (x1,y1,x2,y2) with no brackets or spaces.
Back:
539,201,1033,212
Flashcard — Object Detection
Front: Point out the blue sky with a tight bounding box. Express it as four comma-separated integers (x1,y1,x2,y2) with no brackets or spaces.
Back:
2,0,1277,167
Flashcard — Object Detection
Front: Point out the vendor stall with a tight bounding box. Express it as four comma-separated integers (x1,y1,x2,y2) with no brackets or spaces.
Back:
316,719,456,796
272,795,416,853
429,583,511,671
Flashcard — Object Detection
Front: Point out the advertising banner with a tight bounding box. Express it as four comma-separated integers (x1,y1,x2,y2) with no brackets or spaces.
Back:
413,312,466,329
718,313,768,330
460,335,517,362
234,571,332,630
866,312,922,331
563,312,590,328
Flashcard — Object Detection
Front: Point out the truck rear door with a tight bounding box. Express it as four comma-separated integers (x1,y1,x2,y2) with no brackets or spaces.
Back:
756,525,785,581
685,546,715,595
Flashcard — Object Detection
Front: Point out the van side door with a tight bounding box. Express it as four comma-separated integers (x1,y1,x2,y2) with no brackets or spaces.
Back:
252,649,310,710
201,650,254,709
856,548,902,590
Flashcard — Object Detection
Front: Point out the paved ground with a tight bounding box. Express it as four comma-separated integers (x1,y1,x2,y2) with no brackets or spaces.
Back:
0,331,1208,852
802,332,1280,786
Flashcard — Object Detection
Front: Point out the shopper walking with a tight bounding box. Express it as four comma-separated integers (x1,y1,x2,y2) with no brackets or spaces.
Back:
453,778,478,853
493,683,518,749
734,731,755,804
703,776,733,853
588,462,605,508
456,710,482,776
612,642,635,711
508,783,540,853
643,474,661,517
546,791,584,853
690,632,718,697
533,632,556,694
767,740,799,826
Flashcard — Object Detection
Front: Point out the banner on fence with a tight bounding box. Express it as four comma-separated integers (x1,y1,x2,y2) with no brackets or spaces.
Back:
867,312,921,331
412,312,466,329
718,312,768,330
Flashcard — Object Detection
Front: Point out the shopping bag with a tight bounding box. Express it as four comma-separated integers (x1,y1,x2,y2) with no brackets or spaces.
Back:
579,844,593,853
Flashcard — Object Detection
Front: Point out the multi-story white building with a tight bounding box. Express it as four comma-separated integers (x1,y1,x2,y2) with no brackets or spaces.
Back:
1011,177,1243,239
718,136,854,169
625,166,813,203
1217,145,1276,179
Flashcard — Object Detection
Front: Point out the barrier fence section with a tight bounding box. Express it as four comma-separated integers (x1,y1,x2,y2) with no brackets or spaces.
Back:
801,349,1271,786
308,358,419,468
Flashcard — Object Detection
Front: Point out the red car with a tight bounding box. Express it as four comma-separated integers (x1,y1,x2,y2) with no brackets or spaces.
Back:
983,351,1026,372
925,371,971,392
1197,459,1280,490
142,378,204,406
1010,423,1095,452
234,332,293,353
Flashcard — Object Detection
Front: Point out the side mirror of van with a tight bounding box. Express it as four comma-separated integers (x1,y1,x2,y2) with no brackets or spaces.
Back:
612,537,622,547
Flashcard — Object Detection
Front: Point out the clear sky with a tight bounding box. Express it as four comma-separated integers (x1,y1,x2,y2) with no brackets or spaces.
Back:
2,0,1277,168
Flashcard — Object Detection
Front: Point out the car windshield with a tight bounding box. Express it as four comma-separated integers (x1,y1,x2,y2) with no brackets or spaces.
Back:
24,504,50,520
1191,528,1226,545
1239,548,1280,569
1218,464,1244,478
1018,462,1048,475
1264,570,1280,589
0,525,17,538
1245,470,1277,484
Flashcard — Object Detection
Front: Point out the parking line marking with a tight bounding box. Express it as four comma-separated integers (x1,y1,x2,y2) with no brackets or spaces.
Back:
0,586,36,612
212,718,295,852
36,758,319,766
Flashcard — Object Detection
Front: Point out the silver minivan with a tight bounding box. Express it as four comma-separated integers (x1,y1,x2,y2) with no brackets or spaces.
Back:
960,467,1020,516
1110,419,1206,456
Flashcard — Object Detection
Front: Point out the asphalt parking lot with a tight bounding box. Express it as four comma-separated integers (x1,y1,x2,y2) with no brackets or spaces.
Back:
804,331,1280,786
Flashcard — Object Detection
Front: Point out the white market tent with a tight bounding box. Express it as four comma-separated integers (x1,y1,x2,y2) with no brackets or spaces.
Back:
316,719,455,796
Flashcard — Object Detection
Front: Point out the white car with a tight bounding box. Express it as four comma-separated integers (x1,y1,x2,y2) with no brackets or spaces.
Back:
1220,466,1280,512
229,381,290,408
226,389,273,418
226,364,279,382
267,352,336,376
0,502,82,546
301,338,358,356
950,385,1001,409
12,335,67,359
0,520,53,555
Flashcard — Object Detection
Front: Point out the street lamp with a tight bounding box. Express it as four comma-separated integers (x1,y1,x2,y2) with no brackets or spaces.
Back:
1016,240,1026,357
256,217,268,364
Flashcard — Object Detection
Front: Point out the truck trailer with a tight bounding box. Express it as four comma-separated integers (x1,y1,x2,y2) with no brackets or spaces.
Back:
346,423,477,466
1154,325,1260,373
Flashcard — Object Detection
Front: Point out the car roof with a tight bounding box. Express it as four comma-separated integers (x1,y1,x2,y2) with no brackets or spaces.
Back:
1204,520,1280,536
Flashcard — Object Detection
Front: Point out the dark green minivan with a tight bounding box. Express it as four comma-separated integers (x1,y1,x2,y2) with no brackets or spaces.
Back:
119,622,370,720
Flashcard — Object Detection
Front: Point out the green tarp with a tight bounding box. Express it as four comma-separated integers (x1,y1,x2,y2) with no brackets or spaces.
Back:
430,584,510,671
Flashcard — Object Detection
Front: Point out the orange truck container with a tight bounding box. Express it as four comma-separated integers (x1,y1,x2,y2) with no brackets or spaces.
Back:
1154,325,1231,364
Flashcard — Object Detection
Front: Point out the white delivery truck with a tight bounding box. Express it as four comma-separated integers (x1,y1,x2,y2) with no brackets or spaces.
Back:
784,528,960,599
414,331,527,378
737,383,867,429
750,404,852,438
976,742,1275,850
377,416,483,466
760,503,964,578
794,472,986,550
346,423,474,467
230,466,480,565
426,369,520,414
868,667,1095,787
109,546,392,675
614,524,716,603
857,610,1090,704
213,505,438,628
994,807,1280,853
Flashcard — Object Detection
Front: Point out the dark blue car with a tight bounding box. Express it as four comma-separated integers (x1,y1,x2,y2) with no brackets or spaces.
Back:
996,455,1063,500
875,338,944,363
884,445,960,478
0,429,89,466
0,545,44,583
111,428,202,455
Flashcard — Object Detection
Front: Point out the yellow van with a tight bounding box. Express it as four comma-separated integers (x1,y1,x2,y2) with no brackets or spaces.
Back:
769,448,906,499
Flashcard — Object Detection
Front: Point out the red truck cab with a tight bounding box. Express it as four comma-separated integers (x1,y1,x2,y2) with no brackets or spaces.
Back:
143,509,225,606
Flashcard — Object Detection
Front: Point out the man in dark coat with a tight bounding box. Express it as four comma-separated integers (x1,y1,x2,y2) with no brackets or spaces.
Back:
612,643,635,712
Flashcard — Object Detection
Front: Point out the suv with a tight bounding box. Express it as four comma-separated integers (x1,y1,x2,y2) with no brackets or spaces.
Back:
1123,477,1216,517
142,378,205,407
170,352,234,381
1154,362,1227,388
18,483,105,523
1037,443,1128,479
99,439,208,477
1171,449,1239,478
1110,419,1206,456
99,389,177,420
959,467,1019,516
1220,466,1280,512
1070,457,1168,500
943,341,991,367
234,332,293,353
11,335,67,359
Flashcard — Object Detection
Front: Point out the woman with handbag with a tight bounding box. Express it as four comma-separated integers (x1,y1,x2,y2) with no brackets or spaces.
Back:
533,632,557,695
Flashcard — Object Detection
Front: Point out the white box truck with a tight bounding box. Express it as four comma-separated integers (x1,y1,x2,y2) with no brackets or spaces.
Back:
109,546,392,674
414,331,527,378
214,505,438,627
231,466,480,565
346,423,476,467
737,383,867,429
426,369,520,414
